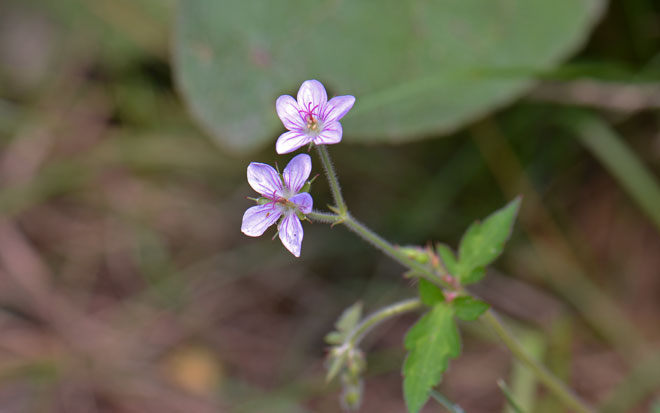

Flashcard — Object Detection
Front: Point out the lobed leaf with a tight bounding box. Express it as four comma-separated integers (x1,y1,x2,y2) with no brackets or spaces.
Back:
402,303,460,413
453,296,490,321
455,197,521,284
418,278,445,307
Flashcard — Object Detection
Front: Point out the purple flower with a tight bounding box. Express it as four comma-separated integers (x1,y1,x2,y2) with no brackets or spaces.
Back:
241,153,313,257
275,80,356,154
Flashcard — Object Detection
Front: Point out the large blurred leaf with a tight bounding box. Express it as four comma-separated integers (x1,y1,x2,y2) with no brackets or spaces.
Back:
174,0,604,153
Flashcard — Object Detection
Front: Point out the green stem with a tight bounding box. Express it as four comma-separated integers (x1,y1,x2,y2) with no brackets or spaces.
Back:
482,310,594,413
342,213,446,286
312,144,593,413
307,210,341,224
315,144,347,214
346,298,423,347
308,209,446,287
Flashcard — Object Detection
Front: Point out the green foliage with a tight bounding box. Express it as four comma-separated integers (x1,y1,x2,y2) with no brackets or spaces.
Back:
418,278,445,306
455,197,521,284
436,243,458,274
453,296,490,321
325,302,363,382
174,0,604,153
325,302,362,345
403,303,460,413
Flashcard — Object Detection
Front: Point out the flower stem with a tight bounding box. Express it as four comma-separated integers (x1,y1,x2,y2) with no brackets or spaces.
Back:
482,310,594,413
311,145,593,413
342,213,446,287
307,210,342,224
347,298,423,347
315,144,347,214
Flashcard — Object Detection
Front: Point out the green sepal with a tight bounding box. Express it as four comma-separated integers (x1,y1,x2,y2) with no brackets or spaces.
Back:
300,180,312,193
399,246,430,264
326,349,349,382
324,331,343,345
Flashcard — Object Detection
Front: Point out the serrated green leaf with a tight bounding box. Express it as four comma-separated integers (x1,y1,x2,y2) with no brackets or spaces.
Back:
403,303,460,413
174,0,604,153
436,244,458,274
418,278,445,306
455,197,521,284
453,296,490,321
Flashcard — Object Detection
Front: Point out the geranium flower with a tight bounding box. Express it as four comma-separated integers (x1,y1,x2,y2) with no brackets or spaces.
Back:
241,153,313,257
275,80,355,154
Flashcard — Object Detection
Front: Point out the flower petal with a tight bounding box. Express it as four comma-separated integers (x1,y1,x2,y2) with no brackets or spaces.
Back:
278,213,303,257
290,192,313,214
247,162,283,197
314,122,342,145
297,80,327,114
241,204,282,237
283,153,312,193
276,95,304,130
276,131,312,154
322,95,355,123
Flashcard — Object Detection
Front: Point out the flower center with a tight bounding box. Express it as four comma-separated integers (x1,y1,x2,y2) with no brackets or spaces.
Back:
306,117,319,131
300,102,322,135
274,197,297,215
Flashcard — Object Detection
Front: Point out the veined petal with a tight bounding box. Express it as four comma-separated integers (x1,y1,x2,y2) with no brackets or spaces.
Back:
314,122,342,145
278,213,303,257
297,80,327,114
241,204,282,237
276,131,312,154
247,162,283,197
290,192,313,214
283,153,312,192
323,95,355,123
276,95,304,130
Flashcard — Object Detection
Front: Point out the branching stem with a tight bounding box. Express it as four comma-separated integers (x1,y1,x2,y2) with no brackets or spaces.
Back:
311,144,595,413
346,298,423,347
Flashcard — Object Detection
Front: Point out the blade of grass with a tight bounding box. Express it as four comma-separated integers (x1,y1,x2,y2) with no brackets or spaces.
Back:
565,112,660,232
504,330,545,413
430,390,465,413
498,379,526,413
471,118,651,361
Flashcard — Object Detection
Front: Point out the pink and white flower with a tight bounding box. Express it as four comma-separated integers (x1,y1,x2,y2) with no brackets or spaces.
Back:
241,154,313,257
275,80,355,154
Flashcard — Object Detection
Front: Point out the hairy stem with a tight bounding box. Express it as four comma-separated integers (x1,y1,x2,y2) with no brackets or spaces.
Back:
315,144,347,214
311,144,594,413
307,210,342,224
346,298,423,347
343,213,446,286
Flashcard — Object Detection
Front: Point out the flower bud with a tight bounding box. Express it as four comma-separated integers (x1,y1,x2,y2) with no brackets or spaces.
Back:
398,246,430,264
340,377,364,411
